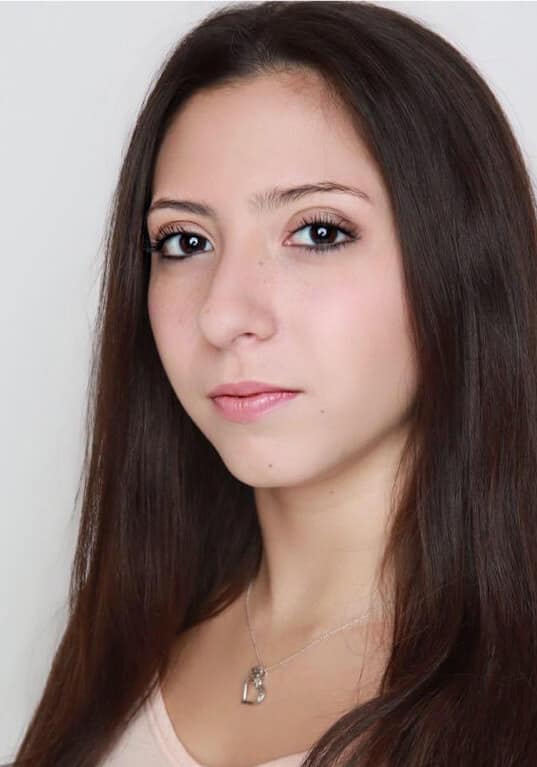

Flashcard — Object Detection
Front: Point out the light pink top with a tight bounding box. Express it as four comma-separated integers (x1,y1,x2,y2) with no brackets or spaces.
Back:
100,682,309,767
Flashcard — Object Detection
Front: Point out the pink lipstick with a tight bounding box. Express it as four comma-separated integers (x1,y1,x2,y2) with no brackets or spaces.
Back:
208,380,302,423
210,390,300,423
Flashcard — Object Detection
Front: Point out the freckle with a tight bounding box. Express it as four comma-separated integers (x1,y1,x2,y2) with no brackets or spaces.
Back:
320,409,325,414
268,463,273,468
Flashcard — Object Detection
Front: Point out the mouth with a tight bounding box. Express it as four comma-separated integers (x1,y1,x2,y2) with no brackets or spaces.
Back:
210,390,301,423
208,380,301,398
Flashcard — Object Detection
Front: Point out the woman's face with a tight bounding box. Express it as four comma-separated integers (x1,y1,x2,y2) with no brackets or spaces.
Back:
147,70,417,487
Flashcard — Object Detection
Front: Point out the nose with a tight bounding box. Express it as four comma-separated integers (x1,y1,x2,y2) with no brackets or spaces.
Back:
197,238,277,350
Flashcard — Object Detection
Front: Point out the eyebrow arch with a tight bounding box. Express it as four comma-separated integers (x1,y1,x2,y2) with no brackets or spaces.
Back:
146,181,373,219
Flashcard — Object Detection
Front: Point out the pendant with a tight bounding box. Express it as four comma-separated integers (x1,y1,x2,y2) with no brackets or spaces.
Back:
241,664,266,704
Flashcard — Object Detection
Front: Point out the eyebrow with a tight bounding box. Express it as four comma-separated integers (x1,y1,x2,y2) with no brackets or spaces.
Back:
146,181,373,219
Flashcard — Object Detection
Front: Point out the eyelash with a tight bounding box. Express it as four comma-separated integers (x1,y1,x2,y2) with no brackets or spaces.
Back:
144,213,360,261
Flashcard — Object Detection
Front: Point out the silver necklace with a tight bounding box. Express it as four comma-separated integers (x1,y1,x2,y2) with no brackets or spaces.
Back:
241,577,380,705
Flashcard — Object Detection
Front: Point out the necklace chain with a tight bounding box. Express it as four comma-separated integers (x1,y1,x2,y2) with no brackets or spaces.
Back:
244,577,380,675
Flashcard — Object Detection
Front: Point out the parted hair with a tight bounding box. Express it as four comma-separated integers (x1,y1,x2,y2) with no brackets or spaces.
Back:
8,2,537,766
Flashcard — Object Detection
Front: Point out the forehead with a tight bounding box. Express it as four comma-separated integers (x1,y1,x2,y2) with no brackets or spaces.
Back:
151,71,382,206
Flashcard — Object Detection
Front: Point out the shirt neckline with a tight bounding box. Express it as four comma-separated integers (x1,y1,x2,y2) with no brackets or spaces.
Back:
146,681,309,767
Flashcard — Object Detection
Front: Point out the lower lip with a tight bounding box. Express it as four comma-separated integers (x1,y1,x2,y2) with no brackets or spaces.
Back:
210,391,300,423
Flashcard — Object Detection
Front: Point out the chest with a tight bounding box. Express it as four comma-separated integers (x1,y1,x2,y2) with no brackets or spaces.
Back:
160,608,388,767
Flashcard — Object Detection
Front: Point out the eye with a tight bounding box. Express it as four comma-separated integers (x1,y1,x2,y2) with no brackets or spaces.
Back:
144,213,360,261
288,214,360,253
145,224,213,260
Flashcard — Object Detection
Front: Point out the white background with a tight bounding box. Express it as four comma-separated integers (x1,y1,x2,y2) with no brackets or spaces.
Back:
1,1,536,761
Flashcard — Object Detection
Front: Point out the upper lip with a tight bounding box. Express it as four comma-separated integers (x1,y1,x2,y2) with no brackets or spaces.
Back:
208,380,301,397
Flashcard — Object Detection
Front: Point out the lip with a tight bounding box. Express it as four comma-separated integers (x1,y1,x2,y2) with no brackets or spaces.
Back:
208,380,301,397
210,390,301,423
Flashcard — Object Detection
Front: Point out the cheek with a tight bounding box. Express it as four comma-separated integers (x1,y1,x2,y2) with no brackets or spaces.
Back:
312,259,416,418
148,262,201,330
147,275,171,353
366,275,410,365
147,272,197,379
355,266,417,419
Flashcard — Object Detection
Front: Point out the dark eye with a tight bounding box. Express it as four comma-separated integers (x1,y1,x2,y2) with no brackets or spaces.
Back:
145,214,360,261
285,213,360,255
145,226,213,260
289,219,357,251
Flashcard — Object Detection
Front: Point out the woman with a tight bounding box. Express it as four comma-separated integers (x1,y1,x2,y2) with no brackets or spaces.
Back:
9,2,537,766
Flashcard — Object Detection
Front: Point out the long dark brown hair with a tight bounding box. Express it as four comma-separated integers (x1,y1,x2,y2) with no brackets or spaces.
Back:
7,2,537,765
